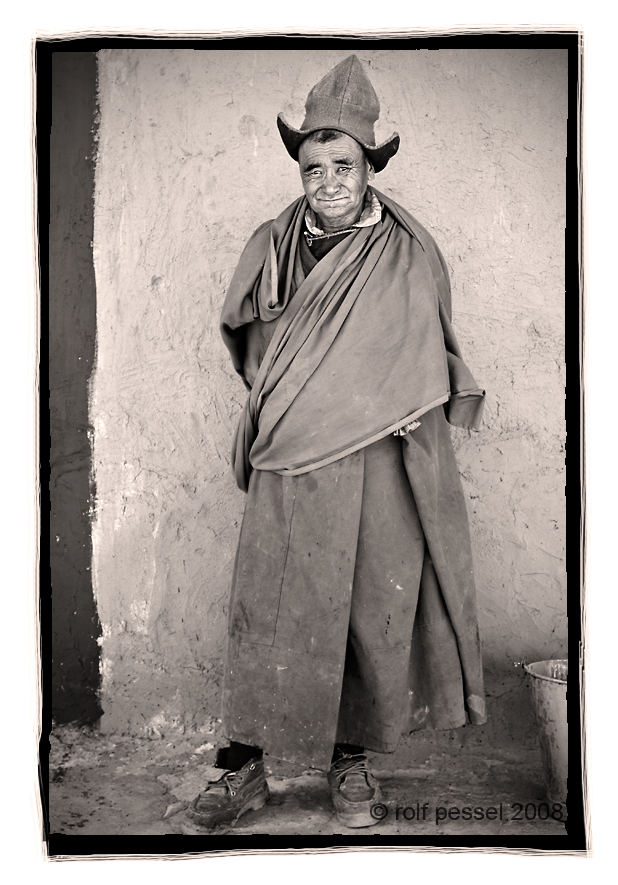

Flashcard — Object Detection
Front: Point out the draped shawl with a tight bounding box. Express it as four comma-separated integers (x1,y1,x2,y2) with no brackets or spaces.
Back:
221,189,484,492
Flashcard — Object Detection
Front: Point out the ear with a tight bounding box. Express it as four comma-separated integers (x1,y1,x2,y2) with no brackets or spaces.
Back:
367,162,375,181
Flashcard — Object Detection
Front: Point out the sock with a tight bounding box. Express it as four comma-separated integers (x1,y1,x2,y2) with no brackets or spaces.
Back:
215,741,263,772
331,743,365,763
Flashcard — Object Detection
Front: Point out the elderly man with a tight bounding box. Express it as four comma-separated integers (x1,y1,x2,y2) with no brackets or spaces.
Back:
182,55,487,834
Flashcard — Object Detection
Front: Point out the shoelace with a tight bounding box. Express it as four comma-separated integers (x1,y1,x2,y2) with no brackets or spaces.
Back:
199,762,257,799
222,762,257,797
331,753,370,784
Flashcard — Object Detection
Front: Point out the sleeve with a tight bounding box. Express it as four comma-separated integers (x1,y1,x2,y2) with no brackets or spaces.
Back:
219,220,273,386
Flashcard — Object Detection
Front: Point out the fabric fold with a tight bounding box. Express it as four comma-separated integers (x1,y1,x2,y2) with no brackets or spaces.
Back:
221,189,485,492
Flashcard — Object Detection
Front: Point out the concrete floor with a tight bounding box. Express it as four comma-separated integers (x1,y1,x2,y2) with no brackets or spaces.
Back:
48,724,567,838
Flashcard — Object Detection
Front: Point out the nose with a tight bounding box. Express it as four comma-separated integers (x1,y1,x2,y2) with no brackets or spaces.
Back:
321,169,341,195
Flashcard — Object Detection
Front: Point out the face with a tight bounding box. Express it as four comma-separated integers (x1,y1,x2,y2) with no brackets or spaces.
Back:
298,133,375,233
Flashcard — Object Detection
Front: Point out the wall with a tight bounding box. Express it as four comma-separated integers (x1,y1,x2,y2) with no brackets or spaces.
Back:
92,48,567,747
50,51,102,724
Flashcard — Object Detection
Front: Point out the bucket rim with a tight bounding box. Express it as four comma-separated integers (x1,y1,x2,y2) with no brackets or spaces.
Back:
523,659,568,685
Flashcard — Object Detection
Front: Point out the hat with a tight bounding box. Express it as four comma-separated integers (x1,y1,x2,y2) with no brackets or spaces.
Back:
277,55,400,173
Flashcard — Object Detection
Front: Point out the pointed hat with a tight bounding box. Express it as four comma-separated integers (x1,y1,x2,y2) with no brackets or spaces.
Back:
277,55,400,173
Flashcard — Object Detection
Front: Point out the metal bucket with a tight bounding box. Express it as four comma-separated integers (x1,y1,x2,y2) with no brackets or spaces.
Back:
523,659,568,806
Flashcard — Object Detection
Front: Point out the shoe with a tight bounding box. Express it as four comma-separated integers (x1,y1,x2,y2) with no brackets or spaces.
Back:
327,752,382,828
181,756,270,833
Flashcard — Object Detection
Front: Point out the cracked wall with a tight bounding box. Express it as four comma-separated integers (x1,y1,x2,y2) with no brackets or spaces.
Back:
92,48,566,746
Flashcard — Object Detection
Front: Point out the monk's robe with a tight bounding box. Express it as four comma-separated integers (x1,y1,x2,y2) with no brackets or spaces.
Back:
219,189,487,769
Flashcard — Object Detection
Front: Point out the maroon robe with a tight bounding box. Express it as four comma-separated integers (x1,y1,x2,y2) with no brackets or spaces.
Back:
220,190,487,769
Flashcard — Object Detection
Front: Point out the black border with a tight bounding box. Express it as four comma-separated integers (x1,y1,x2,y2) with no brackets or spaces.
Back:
39,31,584,856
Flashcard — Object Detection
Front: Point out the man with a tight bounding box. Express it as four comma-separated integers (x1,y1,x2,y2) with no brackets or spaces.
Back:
182,55,487,834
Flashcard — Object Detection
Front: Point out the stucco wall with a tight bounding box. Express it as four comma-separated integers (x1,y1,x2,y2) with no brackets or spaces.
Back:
92,48,566,747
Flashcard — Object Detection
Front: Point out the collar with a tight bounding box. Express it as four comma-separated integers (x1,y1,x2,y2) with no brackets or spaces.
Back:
304,188,382,236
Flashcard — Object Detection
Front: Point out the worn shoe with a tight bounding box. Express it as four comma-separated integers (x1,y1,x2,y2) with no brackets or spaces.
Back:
181,756,270,833
327,752,382,828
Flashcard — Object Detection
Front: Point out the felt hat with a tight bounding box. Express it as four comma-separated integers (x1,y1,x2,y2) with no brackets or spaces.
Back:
277,55,400,173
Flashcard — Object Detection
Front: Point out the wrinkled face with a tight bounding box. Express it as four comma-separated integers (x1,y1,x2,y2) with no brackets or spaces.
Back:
298,133,375,233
